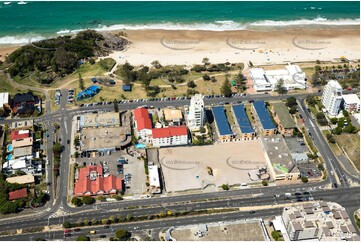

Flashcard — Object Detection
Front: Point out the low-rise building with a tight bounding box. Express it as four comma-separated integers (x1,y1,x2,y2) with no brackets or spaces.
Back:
8,188,28,200
79,112,120,129
148,165,161,194
212,106,233,142
6,174,35,185
133,108,153,143
163,109,183,125
10,130,30,141
13,146,33,158
249,64,306,92
152,126,188,147
232,104,255,140
74,165,123,196
342,94,360,113
253,101,277,136
0,92,9,110
282,202,359,241
11,120,34,130
12,137,33,149
271,102,296,136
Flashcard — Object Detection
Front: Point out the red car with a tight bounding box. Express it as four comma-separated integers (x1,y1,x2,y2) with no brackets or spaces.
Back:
64,229,71,233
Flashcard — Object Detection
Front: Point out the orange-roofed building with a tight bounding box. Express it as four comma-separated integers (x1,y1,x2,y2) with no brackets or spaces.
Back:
152,126,188,147
8,188,27,200
133,107,153,143
10,130,30,141
74,165,123,197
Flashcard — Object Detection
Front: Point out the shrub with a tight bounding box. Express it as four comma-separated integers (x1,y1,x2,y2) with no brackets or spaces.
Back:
71,197,83,207
262,180,268,186
221,184,229,190
301,176,309,183
82,196,95,205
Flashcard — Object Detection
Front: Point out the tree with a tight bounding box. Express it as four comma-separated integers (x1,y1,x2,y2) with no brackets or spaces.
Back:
52,143,62,155
79,73,84,90
286,96,297,107
63,221,71,228
275,79,287,95
82,196,95,205
306,95,317,106
301,176,309,183
115,229,131,240
202,74,211,81
202,57,210,65
332,127,343,135
330,117,338,124
220,79,232,97
187,80,196,88
76,236,90,241
271,231,281,240
289,107,297,114
221,184,229,190
316,112,328,126
151,60,162,69
210,76,217,82
262,180,268,186
113,99,119,112
199,126,206,133
342,110,349,117
118,62,136,85
71,197,83,207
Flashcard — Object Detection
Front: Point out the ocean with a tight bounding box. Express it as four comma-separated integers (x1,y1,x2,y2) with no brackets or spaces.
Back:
0,1,359,44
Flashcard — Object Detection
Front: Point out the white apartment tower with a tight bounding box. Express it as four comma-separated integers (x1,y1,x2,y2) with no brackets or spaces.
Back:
187,94,205,131
322,80,343,116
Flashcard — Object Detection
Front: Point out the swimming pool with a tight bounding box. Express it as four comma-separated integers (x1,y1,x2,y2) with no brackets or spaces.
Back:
6,154,12,161
7,144,13,152
135,143,146,149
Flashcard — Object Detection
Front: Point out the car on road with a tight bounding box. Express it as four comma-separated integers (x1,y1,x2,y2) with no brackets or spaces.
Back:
89,230,96,234
332,183,338,188
64,229,71,233
250,211,256,214
74,228,81,232
99,235,107,238
67,139,70,145
64,233,71,237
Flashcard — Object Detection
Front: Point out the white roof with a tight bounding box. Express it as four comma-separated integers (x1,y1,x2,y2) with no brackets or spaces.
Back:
3,156,32,170
148,165,160,187
272,216,290,241
327,80,342,89
0,92,9,107
342,94,360,104
353,113,361,125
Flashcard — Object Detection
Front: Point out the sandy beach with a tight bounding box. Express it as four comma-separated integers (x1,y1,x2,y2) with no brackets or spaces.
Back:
1,27,359,66
107,27,360,66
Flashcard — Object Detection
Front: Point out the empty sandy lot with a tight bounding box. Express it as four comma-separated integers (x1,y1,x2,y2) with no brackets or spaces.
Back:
159,141,269,192
171,220,266,241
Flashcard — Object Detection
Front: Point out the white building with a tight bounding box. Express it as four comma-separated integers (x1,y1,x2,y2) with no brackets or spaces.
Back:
187,94,205,131
152,126,188,147
133,108,153,143
281,202,359,241
148,165,161,194
342,94,360,113
249,64,306,92
0,92,9,110
322,80,343,116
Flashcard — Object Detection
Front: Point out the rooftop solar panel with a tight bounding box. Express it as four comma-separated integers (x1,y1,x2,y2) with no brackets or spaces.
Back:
232,104,254,134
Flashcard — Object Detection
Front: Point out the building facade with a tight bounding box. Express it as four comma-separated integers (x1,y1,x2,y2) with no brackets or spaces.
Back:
152,126,188,147
133,108,153,143
342,94,360,113
187,94,205,131
322,80,343,116
271,102,296,136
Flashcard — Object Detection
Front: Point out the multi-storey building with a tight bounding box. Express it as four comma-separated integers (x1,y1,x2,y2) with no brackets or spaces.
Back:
152,126,188,147
133,107,153,143
187,94,205,131
342,94,360,113
321,80,343,116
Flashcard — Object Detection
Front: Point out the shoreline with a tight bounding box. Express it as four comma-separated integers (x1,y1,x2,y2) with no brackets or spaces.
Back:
1,26,359,65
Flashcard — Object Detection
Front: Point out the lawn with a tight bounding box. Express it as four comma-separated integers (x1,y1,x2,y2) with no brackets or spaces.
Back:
334,133,360,170
0,73,25,94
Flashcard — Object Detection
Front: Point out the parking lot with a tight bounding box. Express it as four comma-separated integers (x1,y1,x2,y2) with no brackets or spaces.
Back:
76,150,147,197
159,141,269,192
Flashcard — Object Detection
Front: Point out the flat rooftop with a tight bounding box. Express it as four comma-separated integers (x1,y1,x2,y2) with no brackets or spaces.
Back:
80,112,120,128
262,135,294,173
272,102,296,129
163,109,183,121
171,220,266,241
80,126,131,151
13,146,33,158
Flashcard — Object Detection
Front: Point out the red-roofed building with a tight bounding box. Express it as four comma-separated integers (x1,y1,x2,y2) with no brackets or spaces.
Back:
133,108,153,143
74,165,123,197
10,130,30,141
8,188,27,200
152,126,188,147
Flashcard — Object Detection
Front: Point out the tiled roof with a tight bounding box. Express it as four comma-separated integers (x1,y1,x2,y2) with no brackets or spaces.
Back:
152,126,188,139
10,130,30,141
74,165,122,196
8,188,27,200
133,108,152,130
